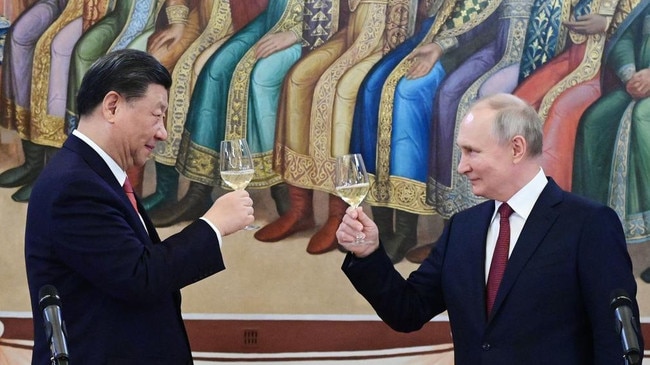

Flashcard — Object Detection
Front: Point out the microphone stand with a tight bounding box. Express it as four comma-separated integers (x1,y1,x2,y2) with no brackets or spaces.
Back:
51,357,69,365
625,356,641,365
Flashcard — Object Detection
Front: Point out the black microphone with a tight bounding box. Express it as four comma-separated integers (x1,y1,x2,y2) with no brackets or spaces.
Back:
610,289,641,365
39,285,70,365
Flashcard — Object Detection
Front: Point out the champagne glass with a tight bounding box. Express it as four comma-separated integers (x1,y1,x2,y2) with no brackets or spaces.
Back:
335,153,370,244
220,139,258,230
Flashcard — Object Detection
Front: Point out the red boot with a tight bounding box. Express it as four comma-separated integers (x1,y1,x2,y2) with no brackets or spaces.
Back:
306,194,348,254
254,185,315,242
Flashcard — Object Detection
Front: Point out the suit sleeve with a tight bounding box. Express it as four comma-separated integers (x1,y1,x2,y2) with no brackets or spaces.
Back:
49,177,225,305
342,227,449,332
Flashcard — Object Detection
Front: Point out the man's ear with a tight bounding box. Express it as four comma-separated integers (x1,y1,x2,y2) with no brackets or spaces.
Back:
511,135,527,162
102,91,120,123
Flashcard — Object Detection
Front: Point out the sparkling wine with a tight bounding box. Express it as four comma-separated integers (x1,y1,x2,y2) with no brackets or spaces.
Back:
335,182,370,209
221,169,254,191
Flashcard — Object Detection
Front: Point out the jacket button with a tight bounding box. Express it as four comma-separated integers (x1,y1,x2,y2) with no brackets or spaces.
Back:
482,343,491,351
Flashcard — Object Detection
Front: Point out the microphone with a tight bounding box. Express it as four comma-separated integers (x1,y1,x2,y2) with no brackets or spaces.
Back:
610,289,641,365
39,285,70,365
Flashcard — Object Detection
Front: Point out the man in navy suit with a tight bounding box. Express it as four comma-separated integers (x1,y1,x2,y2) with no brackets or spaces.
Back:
25,49,255,364
337,93,642,364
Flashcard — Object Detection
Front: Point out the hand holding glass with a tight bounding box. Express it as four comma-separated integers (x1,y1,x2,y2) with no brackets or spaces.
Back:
220,139,258,230
335,154,370,244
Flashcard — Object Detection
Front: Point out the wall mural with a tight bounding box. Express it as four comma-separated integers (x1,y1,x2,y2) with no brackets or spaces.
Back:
0,0,649,361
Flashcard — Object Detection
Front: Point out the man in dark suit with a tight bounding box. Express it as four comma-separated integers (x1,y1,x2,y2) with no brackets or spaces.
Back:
337,93,642,364
25,49,255,364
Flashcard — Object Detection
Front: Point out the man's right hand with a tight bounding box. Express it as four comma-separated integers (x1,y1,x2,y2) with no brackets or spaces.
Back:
203,190,254,236
336,207,380,258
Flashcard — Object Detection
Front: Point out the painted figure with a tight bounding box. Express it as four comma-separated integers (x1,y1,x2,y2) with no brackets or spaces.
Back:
573,0,650,246
150,0,304,227
350,0,499,263
0,0,68,201
256,0,416,255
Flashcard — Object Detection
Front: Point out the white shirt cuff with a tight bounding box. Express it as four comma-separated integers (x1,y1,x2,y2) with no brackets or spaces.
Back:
199,217,223,247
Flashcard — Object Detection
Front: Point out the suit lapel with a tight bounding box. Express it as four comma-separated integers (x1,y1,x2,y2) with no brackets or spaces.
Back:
461,202,495,323
487,179,564,321
139,200,161,243
64,135,159,243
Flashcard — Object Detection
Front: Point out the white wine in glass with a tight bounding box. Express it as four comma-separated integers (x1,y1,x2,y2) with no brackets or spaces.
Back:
335,154,370,243
220,170,254,191
220,139,258,230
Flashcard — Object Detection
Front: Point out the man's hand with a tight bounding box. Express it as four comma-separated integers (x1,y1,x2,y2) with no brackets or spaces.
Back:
563,14,608,35
405,42,442,79
147,23,186,54
336,207,380,257
627,68,650,100
255,31,299,60
203,190,254,236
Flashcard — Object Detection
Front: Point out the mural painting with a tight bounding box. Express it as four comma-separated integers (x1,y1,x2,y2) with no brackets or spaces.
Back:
1,0,650,362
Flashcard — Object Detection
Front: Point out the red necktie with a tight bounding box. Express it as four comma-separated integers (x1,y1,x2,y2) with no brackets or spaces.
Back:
123,177,139,213
486,203,514,315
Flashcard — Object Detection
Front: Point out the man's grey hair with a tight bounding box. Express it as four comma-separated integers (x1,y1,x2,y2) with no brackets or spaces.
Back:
474,93,543,157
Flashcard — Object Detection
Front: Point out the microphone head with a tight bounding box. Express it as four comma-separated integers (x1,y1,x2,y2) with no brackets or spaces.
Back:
610,288,632,310
38,285,62,311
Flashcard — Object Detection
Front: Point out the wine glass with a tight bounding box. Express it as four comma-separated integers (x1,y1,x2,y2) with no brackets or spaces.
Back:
220,139,258,230
335,153,370,244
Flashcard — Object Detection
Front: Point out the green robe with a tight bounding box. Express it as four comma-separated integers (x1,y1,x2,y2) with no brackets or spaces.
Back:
573,0,650,243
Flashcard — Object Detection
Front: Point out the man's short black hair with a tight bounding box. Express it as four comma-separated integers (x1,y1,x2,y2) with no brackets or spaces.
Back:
76,49,172,117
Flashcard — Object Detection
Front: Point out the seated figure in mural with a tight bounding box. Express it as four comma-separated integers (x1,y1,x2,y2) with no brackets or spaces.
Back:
349,0,499,263
513,0,628,191
572,0,650,276
142,0,269,213
148,0,305,227
255,0,425,255
0,0,69,202
13,0,113,203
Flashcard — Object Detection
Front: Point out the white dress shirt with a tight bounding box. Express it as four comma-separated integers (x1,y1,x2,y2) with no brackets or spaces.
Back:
484,168,548,282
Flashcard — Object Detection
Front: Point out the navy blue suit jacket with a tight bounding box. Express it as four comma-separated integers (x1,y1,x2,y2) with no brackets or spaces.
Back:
344,179,641,364
26,134,224,364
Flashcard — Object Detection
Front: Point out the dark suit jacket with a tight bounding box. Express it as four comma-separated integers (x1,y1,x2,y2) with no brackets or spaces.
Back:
343,179,642,364
26,134,224,364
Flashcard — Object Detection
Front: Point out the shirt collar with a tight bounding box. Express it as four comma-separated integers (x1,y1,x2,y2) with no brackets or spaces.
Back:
72,129,127,185
494,168,548,220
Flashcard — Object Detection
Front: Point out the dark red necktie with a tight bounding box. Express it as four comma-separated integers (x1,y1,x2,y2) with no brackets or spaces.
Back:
486,203,514,315
123,177,139,213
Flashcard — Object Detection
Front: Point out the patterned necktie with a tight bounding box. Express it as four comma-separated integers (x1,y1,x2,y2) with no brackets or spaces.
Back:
123,177,139,213
486,203,514,315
